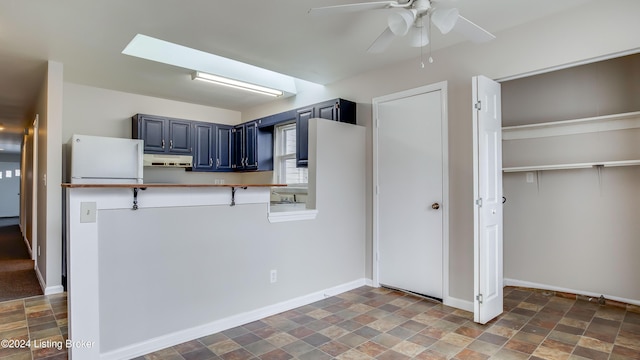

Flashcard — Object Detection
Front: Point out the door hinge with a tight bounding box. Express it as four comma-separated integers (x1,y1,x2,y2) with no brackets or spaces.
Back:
475,198,483,207
476,294,483,304
474,101,482,110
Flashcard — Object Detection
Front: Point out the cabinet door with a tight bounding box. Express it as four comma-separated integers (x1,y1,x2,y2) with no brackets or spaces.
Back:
296,107,314,167
232,125,245,169
216,125,233,171
140,116,167,153
169,120,192,154
193,123,214,170
315,100,338,121
244,122,258,170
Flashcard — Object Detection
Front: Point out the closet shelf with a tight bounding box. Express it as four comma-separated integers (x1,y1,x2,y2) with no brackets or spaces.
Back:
503,111,640,140
503,160,640,173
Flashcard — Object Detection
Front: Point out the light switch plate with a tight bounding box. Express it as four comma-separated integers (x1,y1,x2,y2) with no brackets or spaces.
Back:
526,172,535,183
80,202,97,223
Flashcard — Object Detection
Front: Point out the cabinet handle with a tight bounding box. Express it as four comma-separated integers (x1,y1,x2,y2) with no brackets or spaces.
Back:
169,139,173,149
209,158,213,167
161,139,165,149
217,158,220,167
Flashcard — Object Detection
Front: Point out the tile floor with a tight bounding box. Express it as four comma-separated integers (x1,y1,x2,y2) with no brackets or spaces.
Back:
137,286,640,360
0,287,639,359
0,293,68,360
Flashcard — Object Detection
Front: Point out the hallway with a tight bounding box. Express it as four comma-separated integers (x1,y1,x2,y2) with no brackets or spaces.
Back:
0,218,42,302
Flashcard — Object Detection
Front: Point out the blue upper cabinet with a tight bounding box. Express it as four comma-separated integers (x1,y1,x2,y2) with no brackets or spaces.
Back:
232,121,271,172
168,120,192,154
295,99,357,167
296,107,314,168
132,98,353,173
132,114,192,155
192,122,215,171
216,125,233,171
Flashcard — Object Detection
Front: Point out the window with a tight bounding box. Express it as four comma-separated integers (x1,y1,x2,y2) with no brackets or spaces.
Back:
274,123,307,185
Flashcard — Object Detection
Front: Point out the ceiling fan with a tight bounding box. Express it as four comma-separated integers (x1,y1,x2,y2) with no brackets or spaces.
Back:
309,0,496,53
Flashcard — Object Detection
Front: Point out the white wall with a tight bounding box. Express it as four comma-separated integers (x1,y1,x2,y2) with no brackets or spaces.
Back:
94,120,366,354
241,0,640,303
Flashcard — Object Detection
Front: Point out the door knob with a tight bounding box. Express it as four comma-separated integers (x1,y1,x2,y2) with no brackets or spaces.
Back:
432,202,440,210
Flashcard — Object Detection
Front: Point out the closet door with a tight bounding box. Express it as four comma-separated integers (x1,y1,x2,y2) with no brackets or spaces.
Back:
473,75,503,324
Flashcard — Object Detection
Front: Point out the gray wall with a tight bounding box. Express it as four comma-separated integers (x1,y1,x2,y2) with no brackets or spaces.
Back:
501,55,640,301
62,82,245,185
240,1,640,302
502,53,640,126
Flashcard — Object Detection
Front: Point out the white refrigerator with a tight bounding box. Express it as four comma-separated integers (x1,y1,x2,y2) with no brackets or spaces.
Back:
69,134,144,184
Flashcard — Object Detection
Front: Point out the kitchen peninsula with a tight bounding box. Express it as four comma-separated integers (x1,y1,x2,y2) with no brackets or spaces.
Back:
63,119,366,359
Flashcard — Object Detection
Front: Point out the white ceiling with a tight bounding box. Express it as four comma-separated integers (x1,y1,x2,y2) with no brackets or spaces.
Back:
0,0,597,154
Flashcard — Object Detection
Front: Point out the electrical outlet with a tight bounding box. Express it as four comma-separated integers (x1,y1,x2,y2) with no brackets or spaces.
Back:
270,269,277,283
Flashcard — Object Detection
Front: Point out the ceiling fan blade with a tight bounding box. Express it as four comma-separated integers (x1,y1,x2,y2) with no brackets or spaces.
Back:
453,15,496,43
309,1,398,16
367,27,396,53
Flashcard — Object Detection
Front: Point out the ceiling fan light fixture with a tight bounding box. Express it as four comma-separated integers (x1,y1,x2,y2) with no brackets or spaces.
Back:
192,71,284,97
409,24,429,47
431,7,459,34
388,9,417,36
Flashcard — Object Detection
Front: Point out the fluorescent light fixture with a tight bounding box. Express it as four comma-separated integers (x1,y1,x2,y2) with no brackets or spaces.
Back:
192,71,283,97
122,34,298,96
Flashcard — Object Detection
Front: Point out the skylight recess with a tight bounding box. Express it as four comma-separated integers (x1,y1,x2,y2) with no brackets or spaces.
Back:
122,34,298,96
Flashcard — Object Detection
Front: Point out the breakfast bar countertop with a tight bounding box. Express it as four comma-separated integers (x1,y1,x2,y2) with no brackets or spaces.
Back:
61,183,286,188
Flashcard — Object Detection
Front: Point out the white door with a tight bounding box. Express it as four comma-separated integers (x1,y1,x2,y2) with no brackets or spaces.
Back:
374,83,447,299
473,75,503,324
0,162,21,217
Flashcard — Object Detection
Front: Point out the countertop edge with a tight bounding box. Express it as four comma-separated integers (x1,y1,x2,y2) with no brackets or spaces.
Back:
61,183,287,188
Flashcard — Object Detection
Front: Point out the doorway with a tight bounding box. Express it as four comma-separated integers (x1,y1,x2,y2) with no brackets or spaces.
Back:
372,82,449,300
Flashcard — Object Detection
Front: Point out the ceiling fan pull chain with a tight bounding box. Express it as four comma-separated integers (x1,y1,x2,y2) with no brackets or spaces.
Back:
420,25,425,68
428,15,434,63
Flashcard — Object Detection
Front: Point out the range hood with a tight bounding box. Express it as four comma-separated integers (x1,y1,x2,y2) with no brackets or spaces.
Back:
143,154,193,167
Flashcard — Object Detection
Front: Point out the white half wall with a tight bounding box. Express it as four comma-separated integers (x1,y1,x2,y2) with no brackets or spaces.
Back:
83,120,366,356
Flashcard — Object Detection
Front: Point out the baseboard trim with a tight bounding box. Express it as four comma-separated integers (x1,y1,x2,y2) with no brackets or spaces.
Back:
22,235,33,257
44,285,64,295
34,265,64,296
35,266,46,293
444,296,474,312
504,278,640,307
99,278,369,360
